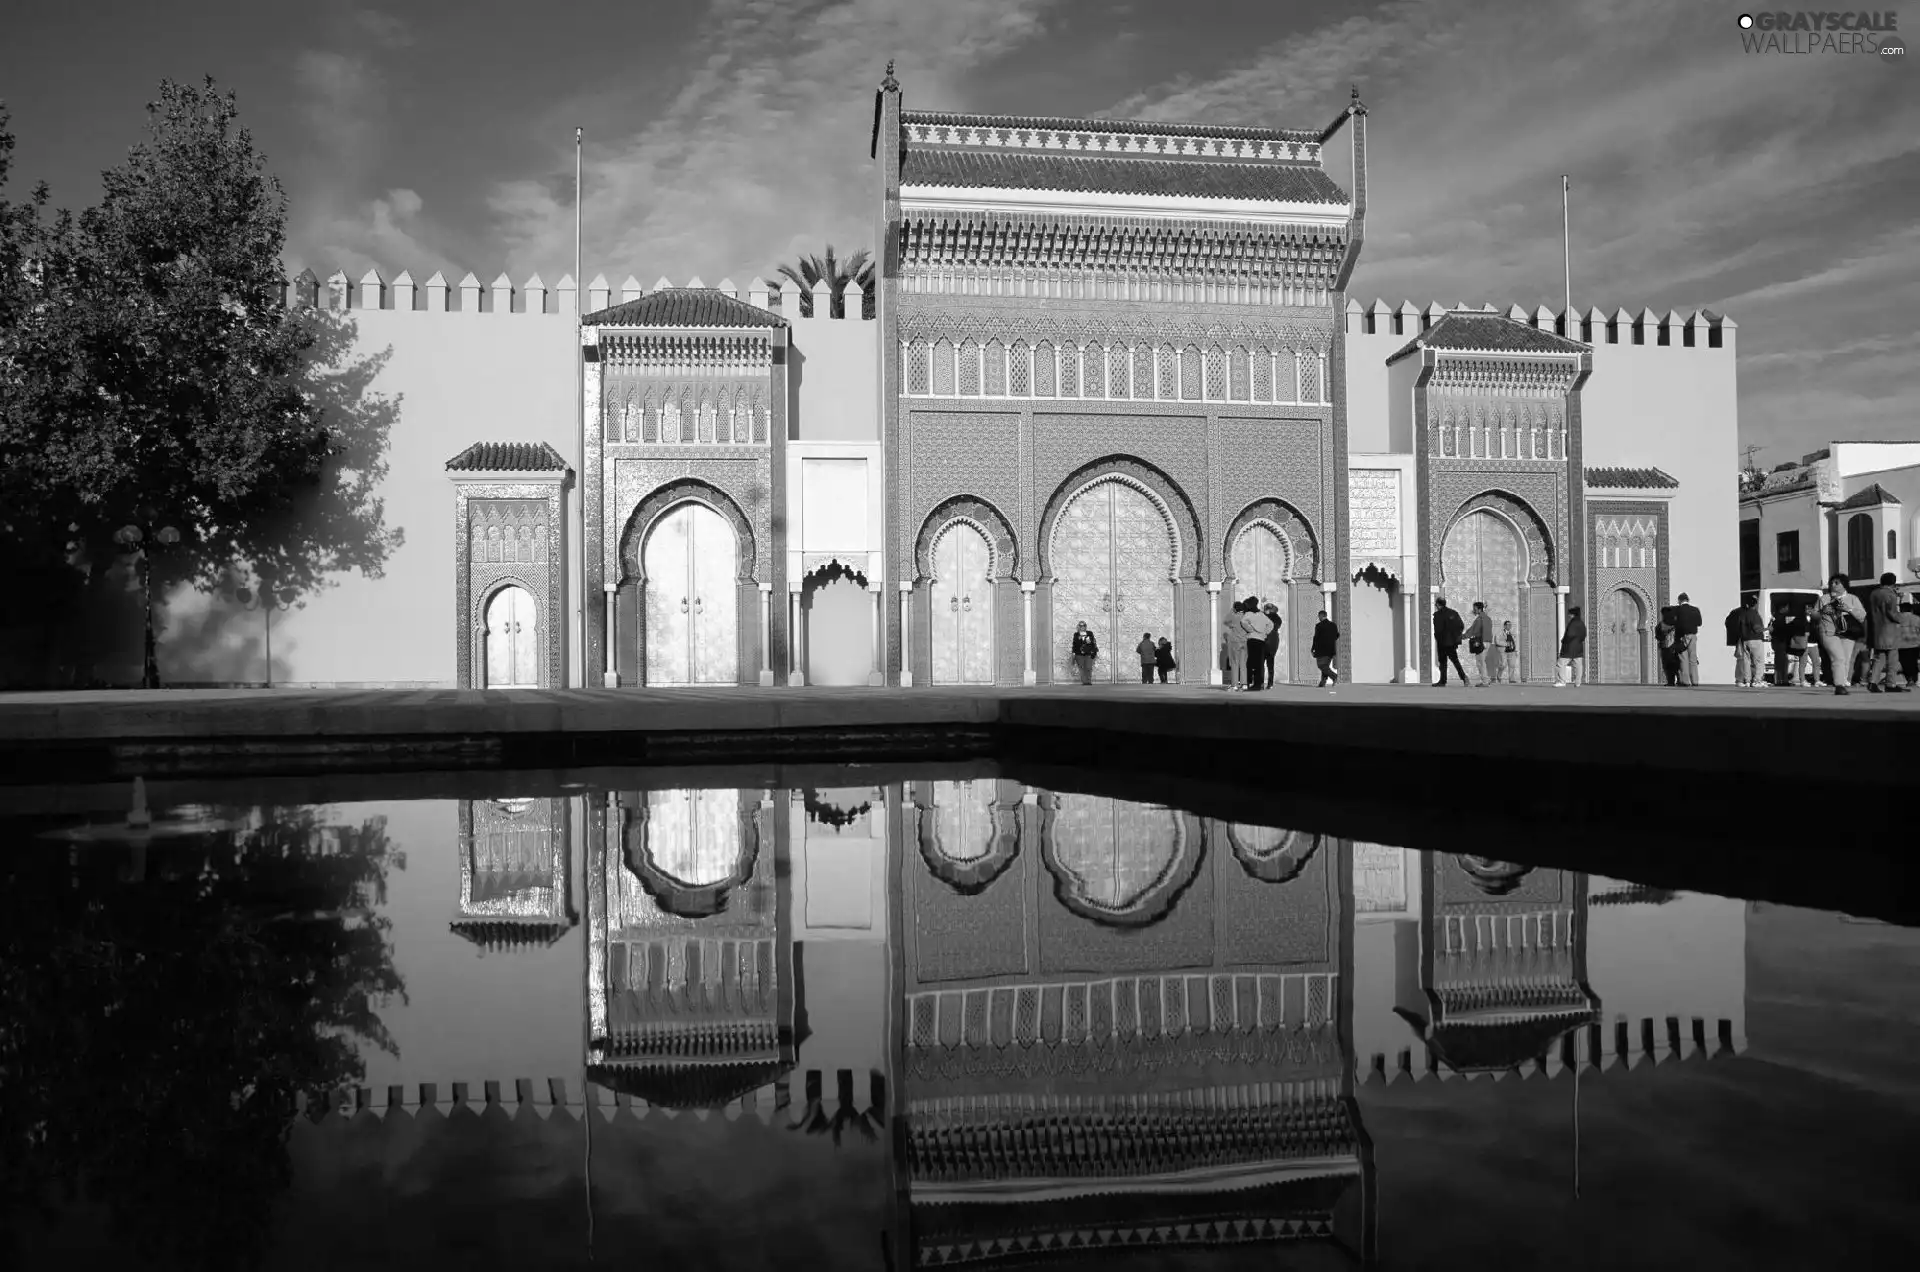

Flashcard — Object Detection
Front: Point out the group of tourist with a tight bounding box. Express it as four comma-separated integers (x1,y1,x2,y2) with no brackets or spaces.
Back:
1064,595,1343,690
1428,595,1586,687
1726,573,1918,695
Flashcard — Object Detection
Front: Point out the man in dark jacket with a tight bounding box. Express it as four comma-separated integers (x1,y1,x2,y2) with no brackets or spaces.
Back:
1261,602,1284,689
1555,606,1588,686
1672,592,1704,685
1864,573,1910,693
1070,621,1099,685
1734,596,1766,688
1432,596,1468,687
1135,631,1159,685
1311,610,1340,687
1898,597,1920,687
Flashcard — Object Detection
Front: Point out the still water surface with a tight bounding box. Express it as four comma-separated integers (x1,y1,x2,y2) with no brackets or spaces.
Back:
3,772,1916,1270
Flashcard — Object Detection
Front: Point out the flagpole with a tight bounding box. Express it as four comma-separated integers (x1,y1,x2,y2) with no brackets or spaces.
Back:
575,127,586,689
1562,175,1573,333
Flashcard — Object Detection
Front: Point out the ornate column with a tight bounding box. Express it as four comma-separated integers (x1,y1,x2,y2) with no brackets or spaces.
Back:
1206,581,1223,685
787,585,805,687
1400,566,1421,684
602,584,618,688
1555,584,1570,645
868,583,885,687
1020,581,1037,685
758,585,774,686
898,580,915,687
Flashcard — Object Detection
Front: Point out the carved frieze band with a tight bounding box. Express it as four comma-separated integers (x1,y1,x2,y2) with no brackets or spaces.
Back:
899,212,1346,285
903,118,1323,163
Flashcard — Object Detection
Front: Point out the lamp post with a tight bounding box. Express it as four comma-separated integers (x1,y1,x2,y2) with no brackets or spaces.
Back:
113,510,182,690
231,577,298,687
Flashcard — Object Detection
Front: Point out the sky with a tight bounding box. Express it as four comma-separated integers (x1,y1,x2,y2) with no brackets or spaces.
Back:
1,0,1915,465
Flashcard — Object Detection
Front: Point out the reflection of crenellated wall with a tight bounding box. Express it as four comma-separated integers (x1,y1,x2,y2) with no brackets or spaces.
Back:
1353,852,1747,1084
585,788,795,1109
893,781,1373,1267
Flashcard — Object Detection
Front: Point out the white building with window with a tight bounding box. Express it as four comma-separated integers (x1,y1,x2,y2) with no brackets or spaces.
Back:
1739,441,1920,617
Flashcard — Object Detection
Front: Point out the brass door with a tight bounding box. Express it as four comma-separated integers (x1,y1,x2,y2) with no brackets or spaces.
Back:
1047,793,1182,916
1600,587,1646,684
483,585,539,688
1441,510,1525,677
643,503,739,685
931,524,995,684
1050,481,1175,683
1230,523,1292,683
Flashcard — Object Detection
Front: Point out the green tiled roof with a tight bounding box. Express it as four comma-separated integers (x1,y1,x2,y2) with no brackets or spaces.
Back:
1587,467,1680,490
583,288,785,328
445,442,571,472
1388,311,1587,363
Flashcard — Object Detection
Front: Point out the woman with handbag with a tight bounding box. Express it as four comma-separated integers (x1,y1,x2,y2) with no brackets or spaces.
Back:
1463,602,1495,687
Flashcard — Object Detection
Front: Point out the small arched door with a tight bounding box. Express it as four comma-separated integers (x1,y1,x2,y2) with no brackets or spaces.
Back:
1599,587,1646,684
930,524,995,684
644,503,739,685
483,585,540,688
1229,523,1293,683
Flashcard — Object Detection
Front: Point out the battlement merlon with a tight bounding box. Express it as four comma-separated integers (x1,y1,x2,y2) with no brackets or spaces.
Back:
1347,299,1737,351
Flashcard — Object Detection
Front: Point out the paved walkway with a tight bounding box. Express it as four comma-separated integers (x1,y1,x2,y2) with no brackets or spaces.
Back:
1,680,1914,785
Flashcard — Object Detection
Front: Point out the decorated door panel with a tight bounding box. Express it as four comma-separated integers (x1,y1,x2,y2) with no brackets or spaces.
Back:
484,585,539,688
1051,481,1175,683
931,524,995,684
1441,510,1526,678
644,503,739,685
1230,524,1293,683
1600,587,1646,684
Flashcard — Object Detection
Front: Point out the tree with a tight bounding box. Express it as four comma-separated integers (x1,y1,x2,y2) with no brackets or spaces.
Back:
0,80,402,686
774,246,875,318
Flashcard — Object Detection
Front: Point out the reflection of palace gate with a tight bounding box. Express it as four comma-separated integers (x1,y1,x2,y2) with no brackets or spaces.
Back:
1050,480,1176,684
643,503,739,685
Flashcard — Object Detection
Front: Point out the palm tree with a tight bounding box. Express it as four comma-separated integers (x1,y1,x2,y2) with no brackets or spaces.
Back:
774,246,874,318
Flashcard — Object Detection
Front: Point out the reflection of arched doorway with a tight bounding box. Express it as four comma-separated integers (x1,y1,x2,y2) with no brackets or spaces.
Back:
1228,824,1322,883
1599,587,1646,684
1230,523,1292,684
1050,480,1176,684
916,779,1020,893
930,523,994,684
1042,793,1194,925
1442,510,1526,678
484,585,540,687
628,788,756,919
643,503,738,685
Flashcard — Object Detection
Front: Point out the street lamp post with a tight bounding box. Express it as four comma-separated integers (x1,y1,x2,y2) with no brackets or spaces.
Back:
113,511,181,690
231,578,298,687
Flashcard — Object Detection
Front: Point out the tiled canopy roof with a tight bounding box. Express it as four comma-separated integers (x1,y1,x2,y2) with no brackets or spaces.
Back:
582,288,785,328
444,442,571,473
901,109,1324,144
1388,311,1587,363
899,149,1350,204
1587,467,1680,490
1836,482,1901,510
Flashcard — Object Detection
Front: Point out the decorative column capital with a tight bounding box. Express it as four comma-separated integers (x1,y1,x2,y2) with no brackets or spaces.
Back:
759,582,773,595
1554,584,1571,595
603,583,616,595
1020,580,1037,594
1205,581,1222,594
898,579,915,593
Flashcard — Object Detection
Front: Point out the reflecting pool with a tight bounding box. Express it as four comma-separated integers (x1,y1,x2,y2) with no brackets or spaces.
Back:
3,774,1915,1270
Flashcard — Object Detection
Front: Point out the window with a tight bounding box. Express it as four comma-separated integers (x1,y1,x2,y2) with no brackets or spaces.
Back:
1739,519,1760,591
932,339,953,395
1299,350,1320,404
1890,526,1899,560
906,341,929,395
984,339,1006,395
1846,513,1873,580
1180,345,1202,400
958,340,981,396
1229,347,1249,401
1776,529,1800,574
1008,341,1029,396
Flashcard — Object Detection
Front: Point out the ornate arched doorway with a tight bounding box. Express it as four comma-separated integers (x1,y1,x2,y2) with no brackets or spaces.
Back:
1599,587,1646,684
930,523,995,684
643,502,739,685
483,585,540,688
1441,510,1527,678
1229,522,1293,684
1049,479,1176,684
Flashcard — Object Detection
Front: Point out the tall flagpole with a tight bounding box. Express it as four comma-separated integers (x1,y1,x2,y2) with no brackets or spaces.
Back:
575,127,586,688
1562,174,1573,333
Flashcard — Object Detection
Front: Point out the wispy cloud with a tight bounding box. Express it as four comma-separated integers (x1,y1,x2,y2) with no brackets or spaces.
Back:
1112,0,1920,458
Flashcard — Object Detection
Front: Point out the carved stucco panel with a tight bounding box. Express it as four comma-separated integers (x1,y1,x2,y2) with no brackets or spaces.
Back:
902,410,1022,574
1031,413,1210,574
1426,464,1569,585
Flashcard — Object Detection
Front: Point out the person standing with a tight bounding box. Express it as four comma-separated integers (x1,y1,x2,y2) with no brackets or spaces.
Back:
1432,596,1469,687
1735,596,1767,688
1656,606,1679,685
1556,606,1587,686
1781,607,1813,687
1723,602,1745,683
1261,601,1283,689
1225,599,1249,691
1311,610,1340,687
1463,602,1495,687
1815,574,1864,696
1136,630,1158,685
1070,621,1099,686
1155,635,1177,684
1864,573,1910,694
1240,597,1274,691
1671,592,1703,685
